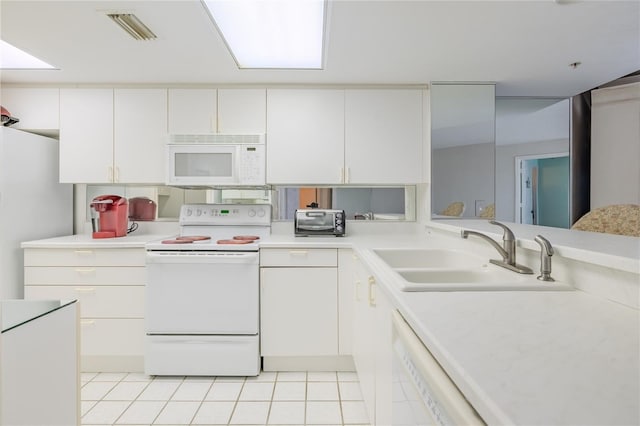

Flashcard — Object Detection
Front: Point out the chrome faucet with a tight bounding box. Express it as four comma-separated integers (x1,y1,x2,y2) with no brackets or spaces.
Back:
534,235,555,281
461,221,534,274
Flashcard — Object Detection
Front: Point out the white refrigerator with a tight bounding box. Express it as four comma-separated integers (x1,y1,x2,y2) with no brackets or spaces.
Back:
0,127,72,299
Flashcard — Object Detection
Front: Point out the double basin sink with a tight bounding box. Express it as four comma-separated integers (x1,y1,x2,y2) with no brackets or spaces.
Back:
372,248,570,291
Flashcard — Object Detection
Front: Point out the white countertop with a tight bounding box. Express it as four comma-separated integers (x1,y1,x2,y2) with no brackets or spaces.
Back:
21,233,168,249
356,235,640,426
20,226,640,425
392,289,638,426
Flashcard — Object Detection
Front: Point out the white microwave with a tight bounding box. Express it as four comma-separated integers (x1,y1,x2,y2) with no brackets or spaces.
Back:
166,134,265,186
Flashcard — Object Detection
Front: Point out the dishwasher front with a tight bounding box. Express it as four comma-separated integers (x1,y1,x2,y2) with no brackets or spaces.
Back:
391,310,485,426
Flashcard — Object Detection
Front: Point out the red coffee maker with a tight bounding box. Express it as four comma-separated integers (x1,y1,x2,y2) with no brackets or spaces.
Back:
90,195,129,238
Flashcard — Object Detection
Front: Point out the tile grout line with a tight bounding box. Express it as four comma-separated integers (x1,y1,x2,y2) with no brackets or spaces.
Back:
225,376,246,426
187,377,215,426
336,375,345,426
79,371,366,426
82,372,130,424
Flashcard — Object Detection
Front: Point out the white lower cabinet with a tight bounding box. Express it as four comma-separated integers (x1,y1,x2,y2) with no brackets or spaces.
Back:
23,247,146,372
338,248,355,355
261,267,337,356
351,252,393,425
260,248,357,371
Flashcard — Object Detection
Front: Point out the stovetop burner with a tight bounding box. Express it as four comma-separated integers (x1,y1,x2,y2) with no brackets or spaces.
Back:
147,204,271,252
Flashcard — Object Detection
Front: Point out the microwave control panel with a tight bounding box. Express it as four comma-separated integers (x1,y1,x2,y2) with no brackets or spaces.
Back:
238,144,266,185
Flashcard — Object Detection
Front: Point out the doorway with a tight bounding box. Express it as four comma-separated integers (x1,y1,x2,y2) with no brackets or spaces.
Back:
515,153,570,228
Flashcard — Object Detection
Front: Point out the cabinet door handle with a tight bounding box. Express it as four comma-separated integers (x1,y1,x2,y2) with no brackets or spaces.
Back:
368,276,376,307
115,167,120,183
75,287,96,294
355,280,361,301
74,250,94,255
340,167,344,183
75,267,96,273
80,320,95,326
289,250,308,256
108,166,113,182
346,167,351,183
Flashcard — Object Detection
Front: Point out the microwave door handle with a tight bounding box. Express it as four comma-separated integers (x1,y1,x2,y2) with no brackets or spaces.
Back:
305,212,327,217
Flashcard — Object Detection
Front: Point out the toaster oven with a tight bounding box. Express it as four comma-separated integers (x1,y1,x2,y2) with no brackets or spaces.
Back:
294,209,346,237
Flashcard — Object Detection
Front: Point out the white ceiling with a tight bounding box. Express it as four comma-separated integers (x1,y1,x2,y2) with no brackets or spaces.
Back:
1,1,638,97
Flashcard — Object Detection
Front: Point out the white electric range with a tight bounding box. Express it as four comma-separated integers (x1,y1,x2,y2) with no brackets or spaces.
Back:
145,203,271,376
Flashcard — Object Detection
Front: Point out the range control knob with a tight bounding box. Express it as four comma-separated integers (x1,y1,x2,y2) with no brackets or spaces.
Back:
257,209,265,217
336,226,344,232
186,208,193,216
248,209,256,217
196,209,202,216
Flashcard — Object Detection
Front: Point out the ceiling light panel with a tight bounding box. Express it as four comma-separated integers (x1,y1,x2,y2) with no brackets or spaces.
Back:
107,13,157,41
0,40,55,69
202,0,326,69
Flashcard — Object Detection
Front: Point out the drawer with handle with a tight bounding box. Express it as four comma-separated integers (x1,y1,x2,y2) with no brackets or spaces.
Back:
24,266,146,286
260,248,337,267
24,248,146,267
25,285,145,318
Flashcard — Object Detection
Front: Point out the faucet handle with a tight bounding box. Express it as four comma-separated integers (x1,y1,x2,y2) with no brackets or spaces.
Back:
489,220,515,241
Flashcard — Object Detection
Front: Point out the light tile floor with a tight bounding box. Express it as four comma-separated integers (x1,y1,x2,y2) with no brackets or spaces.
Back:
81,371,371,426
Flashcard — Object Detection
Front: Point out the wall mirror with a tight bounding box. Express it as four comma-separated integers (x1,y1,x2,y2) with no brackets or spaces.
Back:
431,83,496,220
430,82,576,229
495,97,571,228
85,185,415,222
85,186,270,220
273,186,416,222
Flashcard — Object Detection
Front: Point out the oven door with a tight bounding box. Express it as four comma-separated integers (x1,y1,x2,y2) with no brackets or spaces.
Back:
146,251,259,334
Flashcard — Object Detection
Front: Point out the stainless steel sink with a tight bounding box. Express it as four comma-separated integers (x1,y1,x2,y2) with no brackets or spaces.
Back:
372,248,483,269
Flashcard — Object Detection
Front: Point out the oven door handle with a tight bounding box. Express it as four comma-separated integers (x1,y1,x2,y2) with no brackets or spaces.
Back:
146,251,259,264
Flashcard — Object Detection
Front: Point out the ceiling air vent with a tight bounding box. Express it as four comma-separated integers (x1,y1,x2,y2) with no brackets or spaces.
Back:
107,13,157,41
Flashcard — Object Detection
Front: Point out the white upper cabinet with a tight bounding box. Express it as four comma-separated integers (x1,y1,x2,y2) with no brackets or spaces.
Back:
60,88,167,184
266,89,345,184
266,88,423,185
168,89,217,134
59,88,114,183
0,87,60,131
345,89,423,184
167,88,265,134
218,89,266,134
114,89,167,184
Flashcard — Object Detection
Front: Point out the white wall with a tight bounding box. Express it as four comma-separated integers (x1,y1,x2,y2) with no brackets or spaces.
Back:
590,82,640,209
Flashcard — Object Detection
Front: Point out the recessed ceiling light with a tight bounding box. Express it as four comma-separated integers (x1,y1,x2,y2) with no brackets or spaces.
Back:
0,40,56,69
202,0,326,69
107,13,157,41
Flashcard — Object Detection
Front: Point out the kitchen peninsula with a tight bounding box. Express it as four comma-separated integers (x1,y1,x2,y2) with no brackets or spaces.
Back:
21,219,640,425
